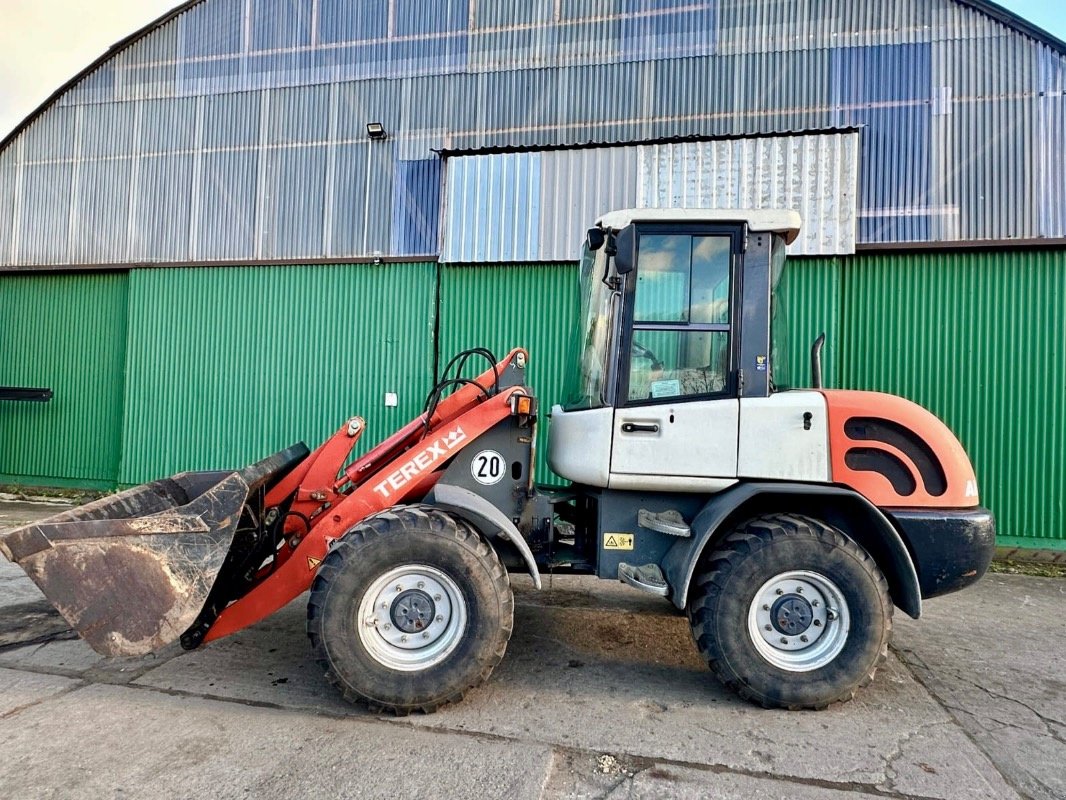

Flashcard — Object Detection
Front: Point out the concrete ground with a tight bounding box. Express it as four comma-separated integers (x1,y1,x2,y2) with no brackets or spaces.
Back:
0,500,1063,800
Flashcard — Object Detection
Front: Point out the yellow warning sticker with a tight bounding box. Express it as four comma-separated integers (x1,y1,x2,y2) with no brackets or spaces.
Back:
307,556,323,571
603,533,634,550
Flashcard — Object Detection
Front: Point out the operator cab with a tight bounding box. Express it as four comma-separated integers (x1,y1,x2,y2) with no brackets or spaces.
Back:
549,208,827,491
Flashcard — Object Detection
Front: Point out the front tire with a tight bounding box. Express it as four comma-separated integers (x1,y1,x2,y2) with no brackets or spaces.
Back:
307,505,513,714
687,514,892,709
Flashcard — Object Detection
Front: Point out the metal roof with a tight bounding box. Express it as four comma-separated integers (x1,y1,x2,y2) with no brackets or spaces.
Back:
1,0,1065,268
1,0,1063,157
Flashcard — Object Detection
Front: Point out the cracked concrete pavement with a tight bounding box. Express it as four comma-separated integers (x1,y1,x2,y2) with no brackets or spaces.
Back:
0,500,1063,799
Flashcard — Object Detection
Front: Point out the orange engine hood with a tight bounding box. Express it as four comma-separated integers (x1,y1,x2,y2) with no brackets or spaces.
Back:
821,390,979,509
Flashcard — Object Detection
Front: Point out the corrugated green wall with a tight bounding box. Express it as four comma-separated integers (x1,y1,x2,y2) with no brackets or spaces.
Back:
0,273,128,488
438,263,578,485
2,250,1063,549
437,251,1066,549
838,250,1066,551
119,263,437,485
776,257,843,389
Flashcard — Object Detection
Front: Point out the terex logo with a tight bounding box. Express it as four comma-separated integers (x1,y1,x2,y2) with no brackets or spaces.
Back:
372,427,468,499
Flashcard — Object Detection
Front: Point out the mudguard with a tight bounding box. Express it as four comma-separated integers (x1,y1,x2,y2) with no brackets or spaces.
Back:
660,482,923,619
424,482,542,590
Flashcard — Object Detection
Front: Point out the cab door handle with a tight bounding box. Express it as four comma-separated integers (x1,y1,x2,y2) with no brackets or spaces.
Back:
621,422,659,434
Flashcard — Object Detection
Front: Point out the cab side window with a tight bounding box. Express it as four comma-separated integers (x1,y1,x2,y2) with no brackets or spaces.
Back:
627,234,733,402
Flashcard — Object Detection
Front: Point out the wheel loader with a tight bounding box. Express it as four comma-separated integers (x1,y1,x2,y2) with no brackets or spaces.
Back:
0,209,995,713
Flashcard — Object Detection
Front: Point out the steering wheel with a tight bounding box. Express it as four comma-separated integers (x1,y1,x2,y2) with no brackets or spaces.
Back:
631,340,662,371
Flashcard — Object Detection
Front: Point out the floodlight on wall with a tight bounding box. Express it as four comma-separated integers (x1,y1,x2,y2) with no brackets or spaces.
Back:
366,122,388,140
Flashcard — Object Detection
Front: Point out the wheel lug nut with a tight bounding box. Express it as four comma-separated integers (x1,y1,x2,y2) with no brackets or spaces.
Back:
436,615,444,623
383,623,391,630
400,635,407,642
813,620,822,627
811,600,819,607
800,635,809,642
417,581,425,589
775,588,784,595
395,585,403,592
762,604,770,611
434,594,442,601
422,632,430,639
780,637,788,645
764,624,772,631
796,587,803,593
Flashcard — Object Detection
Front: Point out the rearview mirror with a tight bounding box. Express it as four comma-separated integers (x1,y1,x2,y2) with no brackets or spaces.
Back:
586,227,606,251
613,225,636,275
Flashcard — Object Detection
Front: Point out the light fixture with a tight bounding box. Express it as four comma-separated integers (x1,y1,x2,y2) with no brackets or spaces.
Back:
366,122,387,140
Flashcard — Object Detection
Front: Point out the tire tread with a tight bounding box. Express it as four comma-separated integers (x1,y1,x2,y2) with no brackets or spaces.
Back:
306,504,512,715
688,513,892,710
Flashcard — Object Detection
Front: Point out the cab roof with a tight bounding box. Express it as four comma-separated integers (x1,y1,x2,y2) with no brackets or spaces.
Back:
596,208,803,244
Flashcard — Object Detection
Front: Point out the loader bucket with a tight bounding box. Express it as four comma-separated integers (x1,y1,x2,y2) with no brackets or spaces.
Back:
0,444,309,658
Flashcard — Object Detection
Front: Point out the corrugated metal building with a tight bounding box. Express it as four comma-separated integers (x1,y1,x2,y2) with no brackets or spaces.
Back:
0,0,1063,550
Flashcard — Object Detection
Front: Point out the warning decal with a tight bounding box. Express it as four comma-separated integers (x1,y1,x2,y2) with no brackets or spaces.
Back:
307,556,323,571
603,533,634,550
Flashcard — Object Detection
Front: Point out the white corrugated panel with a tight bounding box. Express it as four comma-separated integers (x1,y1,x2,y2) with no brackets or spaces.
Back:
442,133,856,262
636,133,859,255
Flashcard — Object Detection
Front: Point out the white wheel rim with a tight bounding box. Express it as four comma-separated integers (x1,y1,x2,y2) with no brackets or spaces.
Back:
356,564,467,672
746,570,850,672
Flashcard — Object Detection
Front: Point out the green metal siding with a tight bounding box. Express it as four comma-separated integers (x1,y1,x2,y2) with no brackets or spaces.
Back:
838,249,1066,549
4,250,1063,550
776,257,842,389
119,263,437,485
438,264,579,485
0,272,128,487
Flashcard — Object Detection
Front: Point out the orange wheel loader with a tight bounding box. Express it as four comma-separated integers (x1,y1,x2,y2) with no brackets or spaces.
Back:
0,210,995,713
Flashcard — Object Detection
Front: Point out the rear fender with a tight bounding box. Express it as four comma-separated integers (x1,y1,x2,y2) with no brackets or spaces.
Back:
424,482,542,590
661,482,922,619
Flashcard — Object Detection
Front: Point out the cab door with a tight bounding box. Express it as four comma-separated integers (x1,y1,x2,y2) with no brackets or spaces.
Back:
609,228,742,490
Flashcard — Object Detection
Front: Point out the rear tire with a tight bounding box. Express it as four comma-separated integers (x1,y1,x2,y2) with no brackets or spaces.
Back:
687,514,892,710
307,505,513,714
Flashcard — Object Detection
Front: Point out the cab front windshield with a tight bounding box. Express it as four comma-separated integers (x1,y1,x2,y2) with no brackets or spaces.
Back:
563,242,614,409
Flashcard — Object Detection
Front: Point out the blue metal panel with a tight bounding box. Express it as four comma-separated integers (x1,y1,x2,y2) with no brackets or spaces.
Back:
396,0,469,36
179,0,243,58
392,159,442,255
260,145,328,260
72,158,133,264
130,153,195,262
140,97,199,152
202,91,261,149
16,163,73,265
832,44,933,242
318,0,389,44
80,103,137,159
1037,46,1066,238
619,0,717,61
0,151,13,262
197,150,258,260
179,55,244,96
250,0,312,51
264,85,331,145
389,35,469,77
20,106,76,162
